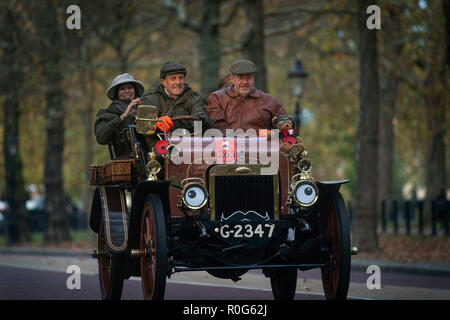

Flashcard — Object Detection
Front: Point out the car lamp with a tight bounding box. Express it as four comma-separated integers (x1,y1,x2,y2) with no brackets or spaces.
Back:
292,180,318,207
182,183,208,210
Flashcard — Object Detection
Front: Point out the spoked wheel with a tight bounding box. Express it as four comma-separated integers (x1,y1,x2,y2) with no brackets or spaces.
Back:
98,218,125,300
140,193,167,300
320,192,351,300
270,267,298,300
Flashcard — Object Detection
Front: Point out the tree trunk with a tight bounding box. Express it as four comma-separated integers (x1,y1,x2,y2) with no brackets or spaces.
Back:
3,93,31,245
353,0,380,252
1,4,31,244
35,2,71,244
242,0,267,92
442,0,450,69
42,61,72,244
423,1,447,228
378,74,397,224
199,0,221,98
377,5,404,226
424,60,447,227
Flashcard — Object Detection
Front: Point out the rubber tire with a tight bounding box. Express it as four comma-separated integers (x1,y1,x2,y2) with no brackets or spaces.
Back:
98,218,125,300
270,267,298,300
320,192,351,300
140,193,167,300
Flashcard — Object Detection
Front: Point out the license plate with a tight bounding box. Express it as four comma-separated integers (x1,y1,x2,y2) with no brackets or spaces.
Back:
216,140,236,164
219,223,275,239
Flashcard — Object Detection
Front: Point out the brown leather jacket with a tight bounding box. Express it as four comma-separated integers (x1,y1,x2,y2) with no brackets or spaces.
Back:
206,86,286,131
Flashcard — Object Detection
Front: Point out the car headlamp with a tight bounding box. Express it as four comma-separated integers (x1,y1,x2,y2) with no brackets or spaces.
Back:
292,180,318,207
182,183,208,210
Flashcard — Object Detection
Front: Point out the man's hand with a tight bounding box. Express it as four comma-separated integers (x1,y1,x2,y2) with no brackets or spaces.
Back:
120,98,140,121
157,116,173,132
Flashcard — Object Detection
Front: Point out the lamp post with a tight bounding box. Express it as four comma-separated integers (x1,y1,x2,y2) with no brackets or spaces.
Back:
288,55,308,136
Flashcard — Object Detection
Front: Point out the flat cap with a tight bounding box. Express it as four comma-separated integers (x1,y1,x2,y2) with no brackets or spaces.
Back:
229,59,258,75
160,62,187,79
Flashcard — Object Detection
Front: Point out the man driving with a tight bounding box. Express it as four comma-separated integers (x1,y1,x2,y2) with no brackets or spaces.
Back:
138,62,211,133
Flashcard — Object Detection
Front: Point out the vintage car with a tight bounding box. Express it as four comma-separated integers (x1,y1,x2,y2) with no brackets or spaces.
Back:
89,105,356,300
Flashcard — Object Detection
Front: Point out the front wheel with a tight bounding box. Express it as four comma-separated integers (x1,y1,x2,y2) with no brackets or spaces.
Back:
320,192,351,300
270,267,297,300
140,193,167,300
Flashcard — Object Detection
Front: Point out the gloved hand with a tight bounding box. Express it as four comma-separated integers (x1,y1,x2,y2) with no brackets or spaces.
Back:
157,116,173,132
258,129,271,137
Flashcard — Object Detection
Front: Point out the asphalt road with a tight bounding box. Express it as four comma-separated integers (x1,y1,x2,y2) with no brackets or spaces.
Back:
0,265,324,300
0,253,449,300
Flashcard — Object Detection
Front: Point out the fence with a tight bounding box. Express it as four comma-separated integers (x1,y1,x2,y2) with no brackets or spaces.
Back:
348,199,450,236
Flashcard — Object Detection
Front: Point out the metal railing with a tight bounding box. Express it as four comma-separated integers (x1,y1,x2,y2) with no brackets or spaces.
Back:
348,199,449,236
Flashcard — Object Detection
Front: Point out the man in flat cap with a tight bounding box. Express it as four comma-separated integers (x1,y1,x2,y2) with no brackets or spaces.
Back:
206,59,286,131
138,61,211,133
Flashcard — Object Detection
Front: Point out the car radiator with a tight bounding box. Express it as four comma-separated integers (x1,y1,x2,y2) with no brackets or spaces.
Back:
213,175,276,221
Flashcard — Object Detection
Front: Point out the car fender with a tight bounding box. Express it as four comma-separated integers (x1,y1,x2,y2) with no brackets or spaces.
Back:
314,180,350,211
89,186,128,253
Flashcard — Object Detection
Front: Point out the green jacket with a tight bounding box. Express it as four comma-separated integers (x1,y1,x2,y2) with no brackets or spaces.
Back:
138,83,211,132
94,99,134,145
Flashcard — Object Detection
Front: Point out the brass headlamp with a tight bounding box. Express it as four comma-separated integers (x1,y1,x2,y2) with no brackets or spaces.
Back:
180,178,208,210
290,178,319,207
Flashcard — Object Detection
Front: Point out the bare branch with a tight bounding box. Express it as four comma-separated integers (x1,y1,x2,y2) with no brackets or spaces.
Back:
124,17,169,57
221,43,243,55
300,38,357,58
265,5,356,19
265,16,317,37
383,58,427,98
220,0,239,27
163,0,202,33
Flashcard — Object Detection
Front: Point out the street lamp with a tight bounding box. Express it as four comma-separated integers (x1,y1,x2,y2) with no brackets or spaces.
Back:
287,55,308,136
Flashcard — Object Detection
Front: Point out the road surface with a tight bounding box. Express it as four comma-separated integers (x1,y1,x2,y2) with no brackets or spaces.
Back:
0,252,449,300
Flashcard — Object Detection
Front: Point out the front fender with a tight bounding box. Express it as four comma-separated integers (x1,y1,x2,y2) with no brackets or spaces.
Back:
89,186,128,253
313,180,350,212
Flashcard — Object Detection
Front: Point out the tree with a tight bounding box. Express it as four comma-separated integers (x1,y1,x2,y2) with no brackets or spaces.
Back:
443,0,450,69
164,0,238,97
396,1,448,224
241,0,267,91
352,0,380,252
31,2,71,243
377,3,405,225
0,1,31,244
423,1,447,224
88,0,168,74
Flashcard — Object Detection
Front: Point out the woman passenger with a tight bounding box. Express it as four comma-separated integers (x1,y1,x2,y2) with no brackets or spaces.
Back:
94,73,145,145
